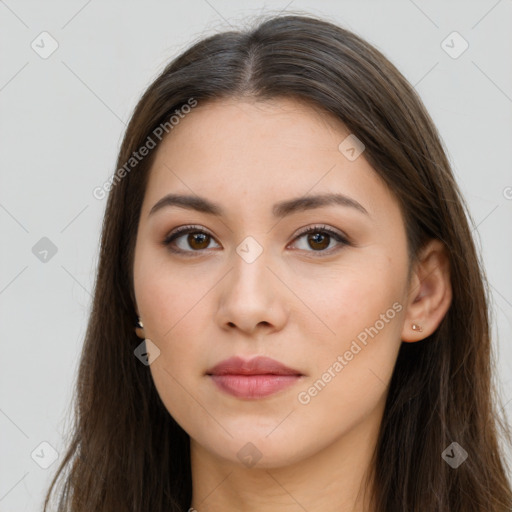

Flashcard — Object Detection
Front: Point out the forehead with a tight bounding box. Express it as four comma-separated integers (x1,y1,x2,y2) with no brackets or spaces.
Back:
141,97,398,223
162,96,349,152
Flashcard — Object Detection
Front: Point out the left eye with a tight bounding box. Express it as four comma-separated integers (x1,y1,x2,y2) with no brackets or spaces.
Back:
291,225,349,254
163,224,349,256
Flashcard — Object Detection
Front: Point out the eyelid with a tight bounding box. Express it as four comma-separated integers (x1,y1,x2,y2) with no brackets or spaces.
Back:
162,224,214,244
291,224,350,244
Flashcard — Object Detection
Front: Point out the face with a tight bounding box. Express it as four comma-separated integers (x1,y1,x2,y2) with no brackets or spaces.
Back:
132,97,411,468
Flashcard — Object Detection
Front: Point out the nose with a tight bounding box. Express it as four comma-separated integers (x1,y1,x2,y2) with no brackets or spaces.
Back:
215,247,289,336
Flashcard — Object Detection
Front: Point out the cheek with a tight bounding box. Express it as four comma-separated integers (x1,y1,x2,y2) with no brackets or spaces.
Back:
289,274,403,446
138,270,210,372
138,263,212,431
295,258,405,401
133,247,212,411
295,257,404,346
134,244,210,336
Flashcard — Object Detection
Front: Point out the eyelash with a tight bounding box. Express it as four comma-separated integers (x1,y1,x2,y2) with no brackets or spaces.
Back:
162,224,350,257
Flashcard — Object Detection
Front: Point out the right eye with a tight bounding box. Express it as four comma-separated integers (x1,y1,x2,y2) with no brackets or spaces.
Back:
162,225,221,255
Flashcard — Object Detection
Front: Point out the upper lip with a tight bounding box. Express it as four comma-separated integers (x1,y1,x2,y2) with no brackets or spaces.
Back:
206,356,303,376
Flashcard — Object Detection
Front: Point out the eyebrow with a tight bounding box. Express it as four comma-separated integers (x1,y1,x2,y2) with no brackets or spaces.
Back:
148,192,369,218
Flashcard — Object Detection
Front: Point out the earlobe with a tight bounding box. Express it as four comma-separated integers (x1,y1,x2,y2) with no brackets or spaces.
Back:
401,239,452,343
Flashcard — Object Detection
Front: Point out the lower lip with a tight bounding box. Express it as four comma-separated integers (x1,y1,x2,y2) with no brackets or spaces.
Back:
209,374,302,399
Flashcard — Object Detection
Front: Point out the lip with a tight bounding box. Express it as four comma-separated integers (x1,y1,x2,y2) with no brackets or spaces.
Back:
207,356,302,376
206,356,303,399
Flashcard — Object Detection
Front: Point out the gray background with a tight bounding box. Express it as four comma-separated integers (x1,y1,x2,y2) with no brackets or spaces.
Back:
1,1,511,510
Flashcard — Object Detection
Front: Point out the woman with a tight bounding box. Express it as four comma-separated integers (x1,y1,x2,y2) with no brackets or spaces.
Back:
44,13,512,512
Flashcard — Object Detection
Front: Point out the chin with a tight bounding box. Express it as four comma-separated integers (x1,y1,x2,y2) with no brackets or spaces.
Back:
200,431,311,469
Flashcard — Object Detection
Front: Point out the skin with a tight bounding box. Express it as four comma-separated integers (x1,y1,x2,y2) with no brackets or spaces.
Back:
132,97,452,512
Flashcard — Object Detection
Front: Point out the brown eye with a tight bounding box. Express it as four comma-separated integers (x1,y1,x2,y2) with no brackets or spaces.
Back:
306,232,330,251
186,232,210,250
290,225,349,255
163,225,220,255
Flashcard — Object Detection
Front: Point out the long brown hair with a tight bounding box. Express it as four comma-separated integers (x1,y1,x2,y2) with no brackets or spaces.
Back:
44,12,512,511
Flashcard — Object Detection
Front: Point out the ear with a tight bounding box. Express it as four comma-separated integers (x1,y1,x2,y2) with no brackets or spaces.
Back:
401,239,452,343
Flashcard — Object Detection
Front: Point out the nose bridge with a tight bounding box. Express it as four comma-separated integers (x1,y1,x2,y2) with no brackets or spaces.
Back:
216,235,289,333
230,237,274,301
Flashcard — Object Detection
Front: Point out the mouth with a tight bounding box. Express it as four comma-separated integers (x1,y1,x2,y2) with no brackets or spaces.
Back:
206,356,304,399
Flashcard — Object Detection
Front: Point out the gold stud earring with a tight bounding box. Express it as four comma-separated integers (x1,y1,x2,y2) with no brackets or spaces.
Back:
411,323,423,332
